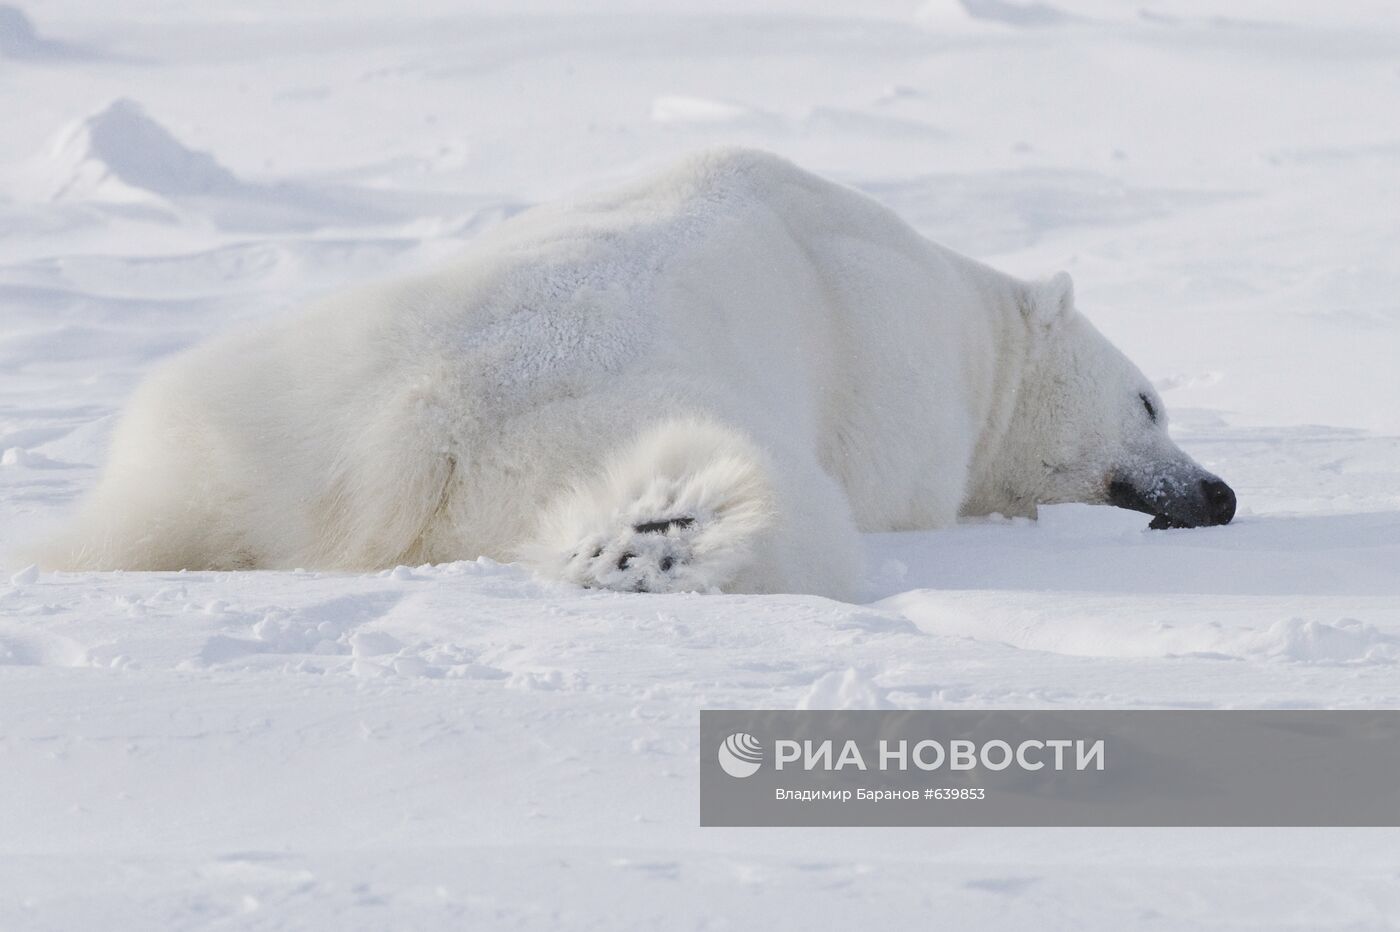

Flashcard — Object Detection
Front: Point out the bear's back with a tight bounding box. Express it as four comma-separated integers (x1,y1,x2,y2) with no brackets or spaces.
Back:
388,150,834,401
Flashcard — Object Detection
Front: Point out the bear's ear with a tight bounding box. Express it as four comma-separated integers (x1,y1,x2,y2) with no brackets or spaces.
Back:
1022,271,1075,328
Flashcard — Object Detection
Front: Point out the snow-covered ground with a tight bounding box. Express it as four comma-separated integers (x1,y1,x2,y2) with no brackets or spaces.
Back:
3,1,1400,927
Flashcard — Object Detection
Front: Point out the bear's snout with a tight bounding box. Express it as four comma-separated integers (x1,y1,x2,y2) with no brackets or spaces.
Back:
1109,471,1237,529
1201,477,1236,526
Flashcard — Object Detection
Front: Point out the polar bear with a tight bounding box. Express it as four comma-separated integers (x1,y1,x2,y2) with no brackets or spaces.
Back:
43,148,1235,599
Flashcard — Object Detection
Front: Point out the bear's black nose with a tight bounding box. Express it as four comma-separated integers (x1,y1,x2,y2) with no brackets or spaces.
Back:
1201,478,1236,525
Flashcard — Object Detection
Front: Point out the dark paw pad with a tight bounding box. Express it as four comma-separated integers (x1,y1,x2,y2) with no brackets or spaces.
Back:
633,516,696,535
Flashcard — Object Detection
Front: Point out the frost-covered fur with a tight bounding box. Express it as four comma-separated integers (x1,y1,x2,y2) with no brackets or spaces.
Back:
42,148,1229,599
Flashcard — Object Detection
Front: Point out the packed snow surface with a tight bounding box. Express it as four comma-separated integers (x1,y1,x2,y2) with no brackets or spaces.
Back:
2,1,1399,928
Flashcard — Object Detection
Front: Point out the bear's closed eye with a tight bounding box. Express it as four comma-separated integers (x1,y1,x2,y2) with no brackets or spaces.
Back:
1139,393,1157,423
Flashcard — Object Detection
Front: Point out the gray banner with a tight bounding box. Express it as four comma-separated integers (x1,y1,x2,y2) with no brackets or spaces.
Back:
700,710,1400,826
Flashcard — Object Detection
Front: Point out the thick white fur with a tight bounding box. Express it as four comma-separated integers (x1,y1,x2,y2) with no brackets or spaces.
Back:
42,148,1211,599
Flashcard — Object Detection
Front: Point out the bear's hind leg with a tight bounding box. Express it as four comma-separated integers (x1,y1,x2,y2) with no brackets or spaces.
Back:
522,418,774,594
520,417,860,599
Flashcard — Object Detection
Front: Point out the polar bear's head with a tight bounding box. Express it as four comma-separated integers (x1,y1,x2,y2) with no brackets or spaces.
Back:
996,272,1236,529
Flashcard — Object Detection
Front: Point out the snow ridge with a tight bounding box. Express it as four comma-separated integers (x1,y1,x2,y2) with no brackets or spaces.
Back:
0,5,88,59
44,99,242,202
